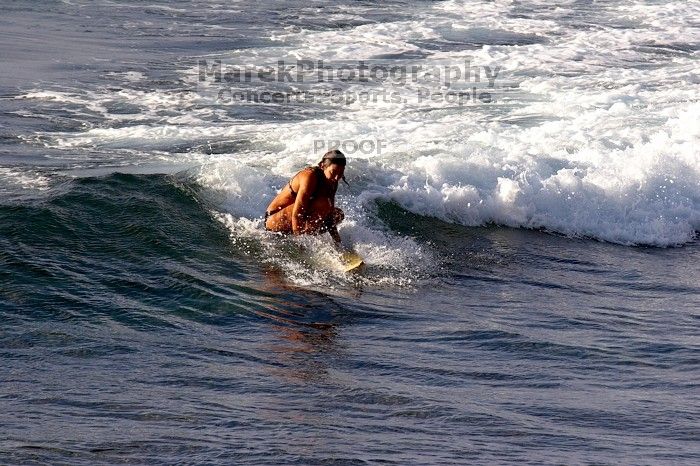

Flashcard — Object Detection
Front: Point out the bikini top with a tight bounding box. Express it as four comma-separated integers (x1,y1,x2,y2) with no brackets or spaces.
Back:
288,166,336,201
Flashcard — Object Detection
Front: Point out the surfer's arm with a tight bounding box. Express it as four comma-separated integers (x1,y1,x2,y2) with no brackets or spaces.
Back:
328,225,342,245
291,171,316,235
325,207,343,245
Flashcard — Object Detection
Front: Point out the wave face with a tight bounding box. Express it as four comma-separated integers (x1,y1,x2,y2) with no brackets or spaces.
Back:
5,0,698,246
2,2,700,465
2,173,698,465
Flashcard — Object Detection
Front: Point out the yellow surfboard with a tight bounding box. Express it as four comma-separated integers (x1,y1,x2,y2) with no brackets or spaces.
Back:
339,250,364,272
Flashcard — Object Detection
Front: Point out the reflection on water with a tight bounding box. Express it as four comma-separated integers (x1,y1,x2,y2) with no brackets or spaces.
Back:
252,265,346,384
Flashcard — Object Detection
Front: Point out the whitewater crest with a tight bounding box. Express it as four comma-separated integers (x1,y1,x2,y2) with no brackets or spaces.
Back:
14,0,700,247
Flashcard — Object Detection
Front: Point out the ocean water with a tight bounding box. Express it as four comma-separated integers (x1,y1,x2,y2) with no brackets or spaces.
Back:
1,0,699,464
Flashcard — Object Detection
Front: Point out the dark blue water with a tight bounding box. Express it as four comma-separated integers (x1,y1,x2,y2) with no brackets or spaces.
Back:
1,173,698,464
1,1,699,464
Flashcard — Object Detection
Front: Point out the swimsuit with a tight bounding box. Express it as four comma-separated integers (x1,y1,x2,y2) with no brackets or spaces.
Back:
265,167,333,230
265,167,323,215
287,166,323,199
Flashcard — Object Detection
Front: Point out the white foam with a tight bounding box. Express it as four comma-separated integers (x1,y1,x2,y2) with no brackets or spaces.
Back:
212,209,433,288
20,0,700,248
234,0,698,246
105,71,147,82
197,156,436,287
0,168,52,194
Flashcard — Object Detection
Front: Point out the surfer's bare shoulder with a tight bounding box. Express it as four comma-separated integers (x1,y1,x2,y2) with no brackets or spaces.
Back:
291,167,319,198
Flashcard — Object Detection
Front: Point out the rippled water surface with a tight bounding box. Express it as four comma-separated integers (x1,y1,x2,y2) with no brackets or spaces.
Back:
1,0,699,464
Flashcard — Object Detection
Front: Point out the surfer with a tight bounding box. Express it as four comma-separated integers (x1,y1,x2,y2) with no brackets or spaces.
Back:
264,150,347,245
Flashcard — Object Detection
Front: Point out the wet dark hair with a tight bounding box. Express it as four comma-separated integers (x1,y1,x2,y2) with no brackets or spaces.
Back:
319,149,346,167
318,149,349,186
